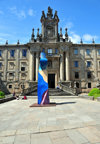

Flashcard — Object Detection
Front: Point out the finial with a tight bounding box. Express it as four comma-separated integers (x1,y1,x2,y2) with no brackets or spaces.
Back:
42,11,45,17
47,6,53,18
80,38,83,44
17,40,20,44
32,28,34,37
37,28,39,37
65,28,68,41
6,40,8,45
60,28,63,37
92,38,95,44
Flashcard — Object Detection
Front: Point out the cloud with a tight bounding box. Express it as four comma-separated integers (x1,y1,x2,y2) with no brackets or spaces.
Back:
69,32,81,43
83,34,98,42
64,22,73,30
28,9,36,16
9,7,26,18
0,10,3,15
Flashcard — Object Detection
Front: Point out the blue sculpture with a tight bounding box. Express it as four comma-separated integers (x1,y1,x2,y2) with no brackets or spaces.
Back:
38,52,49,105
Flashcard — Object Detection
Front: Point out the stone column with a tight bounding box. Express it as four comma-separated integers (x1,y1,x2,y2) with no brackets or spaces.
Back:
29,52,34,81
4,49,7,81
60,54,64,81
15,48,20,81
36,52,39,81
66,52,70,81
93,47,98,78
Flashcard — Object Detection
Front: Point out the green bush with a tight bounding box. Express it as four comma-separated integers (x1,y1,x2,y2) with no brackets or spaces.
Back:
94,94,100,99
0,91,5,99
88,88,100,97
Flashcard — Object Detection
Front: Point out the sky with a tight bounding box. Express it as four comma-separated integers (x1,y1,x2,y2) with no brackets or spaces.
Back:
0,0,100,44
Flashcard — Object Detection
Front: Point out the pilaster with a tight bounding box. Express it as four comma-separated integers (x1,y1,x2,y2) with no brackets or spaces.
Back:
66,52,70,81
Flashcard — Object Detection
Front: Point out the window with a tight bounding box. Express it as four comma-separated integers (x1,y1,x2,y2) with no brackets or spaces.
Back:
75,72,79,79
22,49,27,57
98,49,100,55
87,71,91,78
9,62,14,70
42,48,45,52
0,50,2,57
10,50,15,57
74,61,78,67
99,61,100,69
9,73,13,77
86,49,90,55
21,67,25,71
9,85,12,89
88,83,91,88
74,49,78,55
55,48,58,54
21,73,26,80
87,61,91,68
0,62,2,70
76,82,79,88
0,62,2,67
48,60,52,68
48,49,52,56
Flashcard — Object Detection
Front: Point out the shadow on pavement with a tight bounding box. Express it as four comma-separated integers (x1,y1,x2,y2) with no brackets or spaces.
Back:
56,102,76,105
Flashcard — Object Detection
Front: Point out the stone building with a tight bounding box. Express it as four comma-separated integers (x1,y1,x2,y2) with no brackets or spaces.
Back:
0,7,100,94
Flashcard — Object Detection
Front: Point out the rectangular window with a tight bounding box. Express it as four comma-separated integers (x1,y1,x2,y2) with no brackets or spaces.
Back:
48,49,52,56
75,72,79,79
10,50,15,57
21,67,25,71
9,73,13,77
0,62,2,70
87,71,91,78
87,61,91,68
0,62,2,67
74,61,78,67
99,61,100,69
88,83,91,88
86,49,90,55
9,85,12,89
55,48,58,54
0,50,2,57
74,49,78,55
98,49,100,55
22,49,27,57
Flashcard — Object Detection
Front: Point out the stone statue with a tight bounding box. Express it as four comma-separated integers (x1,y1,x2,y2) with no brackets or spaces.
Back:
37,52,49,104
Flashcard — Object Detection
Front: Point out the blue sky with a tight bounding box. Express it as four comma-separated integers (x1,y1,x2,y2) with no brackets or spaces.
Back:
0,0,100,44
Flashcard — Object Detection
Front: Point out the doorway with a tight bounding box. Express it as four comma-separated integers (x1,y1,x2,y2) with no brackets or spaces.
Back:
48,74,55,88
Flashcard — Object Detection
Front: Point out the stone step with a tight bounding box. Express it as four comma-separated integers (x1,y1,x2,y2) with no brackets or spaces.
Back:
27,88,73,96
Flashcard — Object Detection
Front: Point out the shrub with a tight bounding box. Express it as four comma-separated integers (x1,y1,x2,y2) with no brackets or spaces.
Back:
0,91,5,99
94,94,100,99
88,88,100,96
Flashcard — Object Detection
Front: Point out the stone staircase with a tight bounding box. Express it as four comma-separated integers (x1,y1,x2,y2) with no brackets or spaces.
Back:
24,81,76,96
27,88,74,96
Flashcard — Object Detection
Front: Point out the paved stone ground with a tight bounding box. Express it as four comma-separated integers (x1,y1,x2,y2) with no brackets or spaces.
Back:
0,96,100,144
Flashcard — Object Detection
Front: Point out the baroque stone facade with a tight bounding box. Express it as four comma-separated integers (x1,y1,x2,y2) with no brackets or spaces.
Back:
0,7,100,94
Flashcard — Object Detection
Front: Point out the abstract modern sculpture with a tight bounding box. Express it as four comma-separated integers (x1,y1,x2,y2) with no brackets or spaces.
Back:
30,52,56,107
38,52,49,104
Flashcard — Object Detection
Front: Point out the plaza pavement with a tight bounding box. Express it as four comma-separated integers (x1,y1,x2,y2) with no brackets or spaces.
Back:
0,96,100,144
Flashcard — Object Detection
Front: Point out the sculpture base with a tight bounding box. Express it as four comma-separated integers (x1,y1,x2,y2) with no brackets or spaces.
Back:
30,103,56,107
